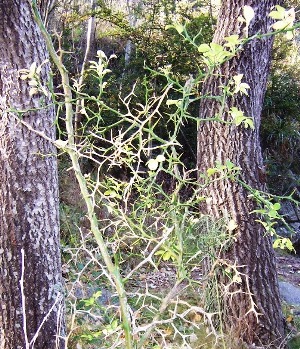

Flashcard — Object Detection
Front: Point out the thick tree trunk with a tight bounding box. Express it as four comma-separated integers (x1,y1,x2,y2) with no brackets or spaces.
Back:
0,2,64,349
197,1,285,347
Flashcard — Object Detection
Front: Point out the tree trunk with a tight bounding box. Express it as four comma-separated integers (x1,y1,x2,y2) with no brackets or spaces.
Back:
197,1,285,347
0,2,64,349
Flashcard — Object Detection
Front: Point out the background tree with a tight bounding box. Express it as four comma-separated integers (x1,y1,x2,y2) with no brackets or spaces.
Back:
261,33,300,194
0,1,64,348
62,0,215,167
38,0,57,27
197,1,285,347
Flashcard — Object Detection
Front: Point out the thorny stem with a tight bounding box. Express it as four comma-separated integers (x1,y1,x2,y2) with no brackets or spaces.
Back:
30,2,133,348
137,280,186,349
20,249,30,349
74,0,96,141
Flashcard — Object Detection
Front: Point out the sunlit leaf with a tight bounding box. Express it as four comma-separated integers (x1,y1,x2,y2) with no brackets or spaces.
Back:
272,20,289,30
243,5,255,25
29,62,37,78
156,154,165,162
269,5,286,20
285,238,294,251
232,274,242,283
198,44,210,53
166,99,180,106
163,250,172,261
148,159,159,171
233,74,243,85
165,23,184,34
268,210,278,218
285,30,294,40
28,80,38,86
29,87,38,96
54,139,68,149
227,219,238,232
272,202,281,211
207,168,218,177
244,118,254,129
224,35,240,46
210,43,224,54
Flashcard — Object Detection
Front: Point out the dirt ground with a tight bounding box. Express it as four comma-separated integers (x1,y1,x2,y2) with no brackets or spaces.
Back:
276,251,300,286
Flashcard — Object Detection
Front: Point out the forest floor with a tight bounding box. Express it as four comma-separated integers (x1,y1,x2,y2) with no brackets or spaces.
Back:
276,252,300,348
277,252,300,287
125,252,300,291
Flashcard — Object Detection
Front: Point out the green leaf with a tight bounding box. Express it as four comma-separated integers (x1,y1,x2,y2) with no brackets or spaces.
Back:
224,35,240,46
239,82,250,95
165,23,185,34
96,50,107,59
166,99,181,107
198,44,210,53
271,7,294,34
285,239,294,251
28,62,37,78
285,30,294,40
163,250,172,261
174,23,185,34
272,20,289,30
273,239,281,249
268,210,279,218
233,74,243,85
272,202,281,211
207,168,218,177
111,319,118,329
230,107,245,125
230,106,244,118
155,250,165,256
229,107,254,129
269,10,283,20
244,118,254,129
93,290,102,299
210,43,223,53
225,160,235,169
269,5,286,20
54,139,68,149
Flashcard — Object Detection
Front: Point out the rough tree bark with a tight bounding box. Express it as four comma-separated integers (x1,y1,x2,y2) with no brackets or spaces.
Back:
197,1,285,347
0,2,64,348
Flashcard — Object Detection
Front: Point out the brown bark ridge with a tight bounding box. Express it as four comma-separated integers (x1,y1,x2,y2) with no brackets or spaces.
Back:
197,1,285,347
0,1,64,348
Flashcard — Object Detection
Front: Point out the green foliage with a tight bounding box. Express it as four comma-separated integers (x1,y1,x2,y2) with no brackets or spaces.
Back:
54,44,296,347
60,203,84,247
26,2,300,348
261,33,300,193
53,43,260,347
205,160,241,181
246,186,296,251
269,5,296,39
52,2,215,165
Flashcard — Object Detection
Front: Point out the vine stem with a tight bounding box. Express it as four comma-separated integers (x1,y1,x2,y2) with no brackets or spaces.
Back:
30,2,133,348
